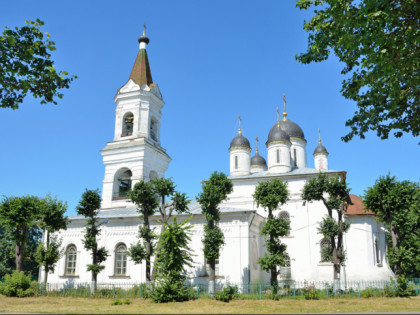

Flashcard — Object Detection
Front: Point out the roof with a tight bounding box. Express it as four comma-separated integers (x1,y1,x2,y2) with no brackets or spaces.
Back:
267,123,290,145
229,167,344,180
345,194,374,215
278,119,305,140
128,47,153,87
313,143,328,155
230,134,251,150
68,199,255,221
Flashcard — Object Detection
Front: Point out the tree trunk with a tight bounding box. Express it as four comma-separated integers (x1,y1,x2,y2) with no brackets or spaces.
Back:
390,223,402,276
92,243,97,294
15,227,27,272
144,214,152,282
270,268,278,294
43,230,50,285
208,259,216,297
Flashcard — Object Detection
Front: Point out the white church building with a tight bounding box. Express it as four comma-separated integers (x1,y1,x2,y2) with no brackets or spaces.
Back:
45,31,394,285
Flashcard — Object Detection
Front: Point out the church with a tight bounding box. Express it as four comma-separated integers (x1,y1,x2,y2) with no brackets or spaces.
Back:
44,30,394,285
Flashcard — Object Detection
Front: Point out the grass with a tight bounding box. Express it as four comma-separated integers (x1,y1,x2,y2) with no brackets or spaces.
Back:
0,296,419,314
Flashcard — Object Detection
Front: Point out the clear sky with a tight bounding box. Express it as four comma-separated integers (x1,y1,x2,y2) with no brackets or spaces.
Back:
0,0,418,216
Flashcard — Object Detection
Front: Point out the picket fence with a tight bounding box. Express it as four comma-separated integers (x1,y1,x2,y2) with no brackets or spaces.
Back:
33,279,420,299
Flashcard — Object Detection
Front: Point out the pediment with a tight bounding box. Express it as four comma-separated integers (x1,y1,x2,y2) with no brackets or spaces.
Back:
119,79,140,93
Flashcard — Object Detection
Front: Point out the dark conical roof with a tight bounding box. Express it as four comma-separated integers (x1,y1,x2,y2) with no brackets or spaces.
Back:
230,134,251,150
251,152,267,167
267,123,290,145
129,38,153,87
278,119,305,140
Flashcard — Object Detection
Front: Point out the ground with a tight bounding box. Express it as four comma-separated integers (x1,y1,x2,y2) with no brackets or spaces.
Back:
0,296,419,314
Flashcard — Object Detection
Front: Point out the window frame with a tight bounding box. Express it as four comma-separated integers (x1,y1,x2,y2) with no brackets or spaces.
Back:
114,243,128,276
65,245,77,276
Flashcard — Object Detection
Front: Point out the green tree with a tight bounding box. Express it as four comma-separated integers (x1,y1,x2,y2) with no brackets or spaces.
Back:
0,19,76,109
363,174,420,277
296,0,420,142
127,180,158,282
149,217,195,303
301,173,350,280
197,171,233,296
253,179,290,293
76,189,108,292
0,195,42,272
35,195,68,285
150,177,190,279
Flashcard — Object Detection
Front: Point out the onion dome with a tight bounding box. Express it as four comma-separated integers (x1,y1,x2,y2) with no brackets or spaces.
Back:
129,25,153,87
138,24,150,45
313,129,328,155
278,119,305,140
251,136,267,167
229,114,251,151
267,122,290,145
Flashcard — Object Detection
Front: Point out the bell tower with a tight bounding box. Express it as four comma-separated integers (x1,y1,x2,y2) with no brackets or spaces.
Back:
100,27,171,209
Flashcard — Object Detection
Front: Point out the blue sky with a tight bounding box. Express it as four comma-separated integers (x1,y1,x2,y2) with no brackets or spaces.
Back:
0,0,418,216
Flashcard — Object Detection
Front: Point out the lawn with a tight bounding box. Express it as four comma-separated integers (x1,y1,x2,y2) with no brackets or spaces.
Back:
0,296,419,314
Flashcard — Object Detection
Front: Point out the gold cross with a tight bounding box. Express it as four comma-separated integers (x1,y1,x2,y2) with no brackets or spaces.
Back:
238,114,242,134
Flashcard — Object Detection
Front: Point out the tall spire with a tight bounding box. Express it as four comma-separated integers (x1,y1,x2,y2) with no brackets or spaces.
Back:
129,25,153,87
318,128,322,144
238,114,242,135
255,136,259,154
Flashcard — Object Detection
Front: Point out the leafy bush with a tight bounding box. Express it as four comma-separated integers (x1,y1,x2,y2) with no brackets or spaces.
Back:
123,298,131,305
214,284,238,302
110,298,122,305
0,271,34,297
303,285,319,300
361,287,374,298
148,276,196,303
396,275,416,297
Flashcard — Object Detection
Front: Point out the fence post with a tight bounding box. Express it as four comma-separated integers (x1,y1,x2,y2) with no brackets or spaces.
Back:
196,285,199,299
326,283,329,299
112,284,115,299
358,282,361,298
139,283,142,298
88,283,91,297
40,282,43,296
293,283,296,299
259,283,262,300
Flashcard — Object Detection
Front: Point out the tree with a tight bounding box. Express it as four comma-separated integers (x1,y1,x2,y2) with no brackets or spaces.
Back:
127,180,158,282
253,179,290,294
301,173,350,280
0,195,42,272
150,177,190,279
76,189,108,292
363,174,420,277
35,195,68,285
296,0,420,142
0,19,76,109
149,217,195,303
197,171,233,296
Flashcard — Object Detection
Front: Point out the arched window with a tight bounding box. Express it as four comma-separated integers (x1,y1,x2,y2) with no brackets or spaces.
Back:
235,156,238,169
205,258,220,276
293,148,297,167
113,168,132,199
149,170,158,181
280,253,291,279
65,245,77,276
114,243,127,276
121,112,134,137
320,238,332,262
150,117,158,141
276,149,280,163
279,211,290,222
375,238,381,265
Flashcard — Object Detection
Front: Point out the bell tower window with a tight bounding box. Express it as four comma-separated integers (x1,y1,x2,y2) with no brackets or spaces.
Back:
293,148,297,167
150,117,158,141
113,168,132,200
121,112,134,137
276,149,280,163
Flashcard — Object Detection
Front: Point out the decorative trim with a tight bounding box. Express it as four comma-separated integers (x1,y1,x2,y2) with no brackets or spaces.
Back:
290,137,307,143
266,140,291,146
313,152,329,156
109,275,131,279
59,275,80,278
229,146,252,152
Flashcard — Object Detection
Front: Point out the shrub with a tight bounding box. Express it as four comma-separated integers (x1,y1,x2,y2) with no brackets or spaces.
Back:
214,284,238,302
303,285,319,300
361,287,374,298
148,276,196,303
123,298,131,305
396,275,416,297
110,298,122,305
0,271,34,297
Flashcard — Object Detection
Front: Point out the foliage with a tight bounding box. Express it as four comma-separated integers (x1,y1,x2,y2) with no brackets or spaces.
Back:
35,194,68,283
197,171,233,293
0,271,34,297
303,285,320,300
396,275,416,297
361,287,374,298
301,173,350,279
0,195,43,272
110,298,122,305
296,0,420,142
149,217,195,303
0,19,76,109
214,284,238,302
127,180,159,282
76,189,109,284
253,179,290,292
363,174,419,277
